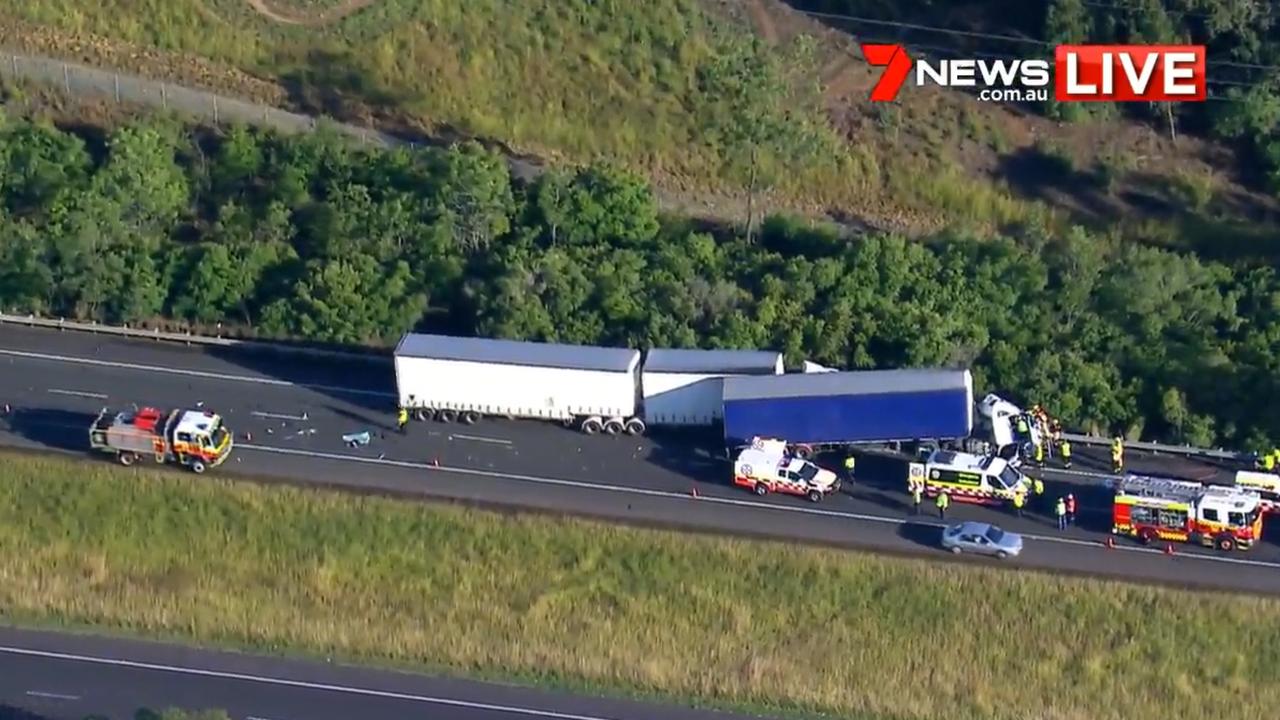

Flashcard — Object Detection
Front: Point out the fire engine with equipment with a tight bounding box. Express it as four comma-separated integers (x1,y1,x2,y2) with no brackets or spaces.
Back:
89,406,233,473
1111,474,1263,552
907,449,1032,506
733,437,841,502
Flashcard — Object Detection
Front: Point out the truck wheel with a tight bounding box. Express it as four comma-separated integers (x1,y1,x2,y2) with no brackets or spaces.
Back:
754,483,768,496
603,418,624,435
437,409,457,423
190,459,207,474
624,418,646,435
1138,528,1158,545
461,411,480,425
581,417,603,435
118,452,137,467
792,445,813,460
414,409,434,422
807,489,823,503
1215,534,1236,552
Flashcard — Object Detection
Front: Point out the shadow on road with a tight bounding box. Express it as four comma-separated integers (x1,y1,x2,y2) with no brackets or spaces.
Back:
897,520,943,550
2,406,98,452
0,705,57,720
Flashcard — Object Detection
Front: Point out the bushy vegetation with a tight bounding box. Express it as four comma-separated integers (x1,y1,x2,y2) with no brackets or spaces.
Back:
2,451,1278,720
0,114,1276,448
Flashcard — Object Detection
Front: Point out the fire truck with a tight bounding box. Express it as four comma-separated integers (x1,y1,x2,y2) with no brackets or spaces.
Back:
733,437,841,502
1111,475,1263,552
907,449,1032,506
89,406,233,473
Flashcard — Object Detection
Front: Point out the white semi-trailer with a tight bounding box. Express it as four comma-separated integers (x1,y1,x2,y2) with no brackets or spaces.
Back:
394,333,644,435
641,348,783,427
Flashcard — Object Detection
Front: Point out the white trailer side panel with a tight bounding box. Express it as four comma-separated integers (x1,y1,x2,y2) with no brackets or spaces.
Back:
641,373,727,426
395,356,638,420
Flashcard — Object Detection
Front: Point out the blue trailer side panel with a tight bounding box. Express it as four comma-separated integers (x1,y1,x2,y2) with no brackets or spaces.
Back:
723,389,971,447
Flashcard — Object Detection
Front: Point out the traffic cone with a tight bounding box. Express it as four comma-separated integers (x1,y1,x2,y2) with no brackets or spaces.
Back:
1103,536,1115,550
691,486,699,498
1164,543,1175,556
244,431,252,441
432,458,440,467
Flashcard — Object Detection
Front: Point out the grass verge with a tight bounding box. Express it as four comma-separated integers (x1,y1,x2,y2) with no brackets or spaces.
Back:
0,450,1275,720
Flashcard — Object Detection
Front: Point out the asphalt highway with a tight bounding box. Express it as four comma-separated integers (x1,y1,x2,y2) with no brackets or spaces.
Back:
0,625,755,720
0,325,1277,595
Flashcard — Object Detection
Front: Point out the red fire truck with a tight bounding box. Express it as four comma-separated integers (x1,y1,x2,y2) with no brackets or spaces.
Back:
1111,475,1263,552
89,406,233,473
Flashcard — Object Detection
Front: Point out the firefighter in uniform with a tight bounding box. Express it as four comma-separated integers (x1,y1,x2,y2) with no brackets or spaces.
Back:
1263,451,1277,472
1059,438,1072,469
844,455,857,482
1065,493,1077,526
1034,441,1045,467
1012,491,1025,518
1111,436,1124,474
397,406,409,434
910,481,923,515
1055,497,1068,530
1016,414,1030,438
936,491,950,520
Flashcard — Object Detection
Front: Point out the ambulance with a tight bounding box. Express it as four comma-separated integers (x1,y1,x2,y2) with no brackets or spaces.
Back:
907,449,1032,506
733,437,841,502
1111,475,1263,552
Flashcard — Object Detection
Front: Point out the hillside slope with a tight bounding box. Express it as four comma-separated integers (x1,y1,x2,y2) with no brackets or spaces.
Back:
0,0,1276,253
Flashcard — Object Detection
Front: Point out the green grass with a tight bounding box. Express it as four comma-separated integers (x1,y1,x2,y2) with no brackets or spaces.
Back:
0,0,1056,233
0,450,1277,720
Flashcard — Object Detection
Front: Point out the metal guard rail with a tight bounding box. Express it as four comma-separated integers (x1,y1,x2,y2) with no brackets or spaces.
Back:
0,312,1254,464
0,312,390,365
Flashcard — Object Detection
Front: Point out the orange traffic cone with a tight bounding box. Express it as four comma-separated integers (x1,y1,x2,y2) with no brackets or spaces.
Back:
432,458,440,467
2,403,9,414
1103,536,1115,550
691,486,699,499
1164,543,1175,556
244,431,252,441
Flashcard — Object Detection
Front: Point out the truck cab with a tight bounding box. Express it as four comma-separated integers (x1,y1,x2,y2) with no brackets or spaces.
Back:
909,449,1031,505
172,410,232,467
733,438,841,502
977,393,1041,460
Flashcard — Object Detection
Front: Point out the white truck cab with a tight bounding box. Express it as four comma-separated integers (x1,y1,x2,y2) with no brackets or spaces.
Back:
978,393,1041,459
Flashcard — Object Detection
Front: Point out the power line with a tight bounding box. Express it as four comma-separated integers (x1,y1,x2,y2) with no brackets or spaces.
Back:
795,7,1280,72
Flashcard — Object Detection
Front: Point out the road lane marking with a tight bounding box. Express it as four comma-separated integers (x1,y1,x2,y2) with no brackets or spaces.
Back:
451,433,513,446
0,646,624,720
25,690,80,700
47,388,107,400
252,411,309,422
0,349,394,399
239,444,1280,571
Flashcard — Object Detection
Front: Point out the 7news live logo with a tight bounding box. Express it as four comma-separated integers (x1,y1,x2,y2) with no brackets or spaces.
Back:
863,44,1206,103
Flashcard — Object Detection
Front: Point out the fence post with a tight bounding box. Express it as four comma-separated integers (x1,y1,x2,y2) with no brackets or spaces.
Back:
62,63,69,94
114,73,120,102
161,82,167,110
213,95,218,123
10,55,16,76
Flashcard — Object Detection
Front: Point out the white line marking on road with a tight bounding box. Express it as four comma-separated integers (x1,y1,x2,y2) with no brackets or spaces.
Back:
251,411,309,422
47,388,107,400
0,646,622,720
450,433,513,446
0,349,394,399
239,443,1280,571
24,690,80,700
247,715,280,720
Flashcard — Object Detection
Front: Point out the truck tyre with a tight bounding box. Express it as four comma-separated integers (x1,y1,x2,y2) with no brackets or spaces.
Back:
118,452,137,467
792,445,813,460
461,411,480,425
438,409,457,423
190,459,207,474
807,489,823,503
414,409,434,422
754,483,768,496
624,418,646,436
581,417,603,435
603,418,624,435
1215,534,1236,552
1138,528,1158,545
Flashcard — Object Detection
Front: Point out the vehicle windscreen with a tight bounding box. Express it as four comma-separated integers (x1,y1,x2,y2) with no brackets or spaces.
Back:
996,466,1021,489
797,464,819,482
985,527,1006,544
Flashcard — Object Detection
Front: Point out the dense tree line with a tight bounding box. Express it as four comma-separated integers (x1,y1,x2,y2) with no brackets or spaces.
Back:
0,114,1276,449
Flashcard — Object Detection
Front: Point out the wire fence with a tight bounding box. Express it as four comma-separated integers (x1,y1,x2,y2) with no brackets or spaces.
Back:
0,50,404,148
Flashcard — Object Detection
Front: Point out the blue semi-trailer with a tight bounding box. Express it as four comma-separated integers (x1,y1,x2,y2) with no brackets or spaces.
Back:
721,369,977,458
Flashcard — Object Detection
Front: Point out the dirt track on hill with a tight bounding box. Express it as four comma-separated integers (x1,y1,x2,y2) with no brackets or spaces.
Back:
242,0,375,26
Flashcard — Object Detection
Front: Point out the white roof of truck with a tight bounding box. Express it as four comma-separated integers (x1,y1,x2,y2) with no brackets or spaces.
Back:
395,333,640,373
174,409,220,436
724,368,972,401
643,348,782,375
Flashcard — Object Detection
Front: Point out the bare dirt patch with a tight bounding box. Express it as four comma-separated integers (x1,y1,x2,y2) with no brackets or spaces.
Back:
242,0,376,26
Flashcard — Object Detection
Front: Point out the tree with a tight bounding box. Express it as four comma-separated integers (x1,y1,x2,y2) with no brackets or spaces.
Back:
533,163,659,247
91,124,190,238
435,141,514,253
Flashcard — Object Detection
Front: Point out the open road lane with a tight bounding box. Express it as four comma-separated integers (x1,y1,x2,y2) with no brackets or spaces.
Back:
0,626,759,720
0,326,1276,594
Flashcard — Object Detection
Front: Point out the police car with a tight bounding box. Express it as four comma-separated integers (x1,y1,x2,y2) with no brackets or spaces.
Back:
733,438,841,502
908,449,1031,506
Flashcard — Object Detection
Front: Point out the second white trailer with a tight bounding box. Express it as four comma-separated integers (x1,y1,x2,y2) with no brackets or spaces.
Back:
641,348,784,427
394,333,644,435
